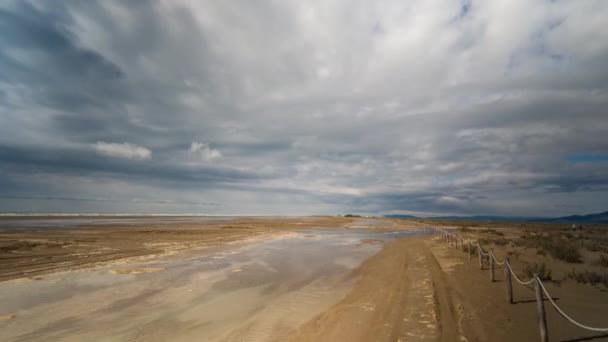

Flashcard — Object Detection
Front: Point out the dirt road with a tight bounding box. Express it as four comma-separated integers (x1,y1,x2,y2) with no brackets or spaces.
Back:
289,233,608,342
286,236,475,342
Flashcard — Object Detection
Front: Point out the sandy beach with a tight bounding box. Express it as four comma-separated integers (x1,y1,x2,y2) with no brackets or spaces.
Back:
1,216,607,341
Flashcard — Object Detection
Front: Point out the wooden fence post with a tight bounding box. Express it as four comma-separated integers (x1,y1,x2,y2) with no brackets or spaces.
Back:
490,248,495,282
505,257,513,304
534,275,549,342
488,248,494,281
455,235,458,249
467,240,471,260
478,245,483,270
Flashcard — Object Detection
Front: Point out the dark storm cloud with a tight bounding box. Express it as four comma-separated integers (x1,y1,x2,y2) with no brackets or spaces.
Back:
0,0,607,215
0,2,127,111
0,145,268,188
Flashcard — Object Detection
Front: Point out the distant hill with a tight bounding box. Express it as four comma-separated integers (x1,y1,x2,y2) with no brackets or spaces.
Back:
383,214,536,221
429,215,536,222
383,214,417,219
547,211,608,223
383,210,608,224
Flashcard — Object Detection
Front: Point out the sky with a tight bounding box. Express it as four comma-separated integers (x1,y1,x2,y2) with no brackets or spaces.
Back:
1,0,607,216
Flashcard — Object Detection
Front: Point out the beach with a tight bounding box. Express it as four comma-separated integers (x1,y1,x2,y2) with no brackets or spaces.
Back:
1,216,607,341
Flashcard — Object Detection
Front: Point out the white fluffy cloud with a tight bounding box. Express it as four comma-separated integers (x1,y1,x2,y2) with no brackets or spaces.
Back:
189,142,221,161
94,142,151,160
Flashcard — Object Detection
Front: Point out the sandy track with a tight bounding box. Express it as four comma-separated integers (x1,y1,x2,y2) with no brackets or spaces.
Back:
286,236,472,342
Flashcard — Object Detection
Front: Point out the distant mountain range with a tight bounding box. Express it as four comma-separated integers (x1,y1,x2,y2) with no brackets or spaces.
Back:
384,211,608,224
545,211,608,223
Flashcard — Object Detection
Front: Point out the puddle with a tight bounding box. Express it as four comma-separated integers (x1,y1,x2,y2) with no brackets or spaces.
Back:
0,228,424,341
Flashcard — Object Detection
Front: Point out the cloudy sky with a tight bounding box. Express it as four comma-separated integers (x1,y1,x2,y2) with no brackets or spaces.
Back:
1,1,607,216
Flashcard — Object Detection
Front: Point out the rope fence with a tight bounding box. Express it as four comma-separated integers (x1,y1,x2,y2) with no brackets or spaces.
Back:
537,279,608,333
506,260,535,285
424,227,608,342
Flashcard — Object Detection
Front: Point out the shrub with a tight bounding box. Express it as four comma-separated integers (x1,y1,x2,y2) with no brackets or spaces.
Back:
567,269,608,287
492,238,508,246
477,238,490,245
461,242,479,255
550,242,583,263
514,234,582,263
595,254,608,268
478,237,508,247
522,263,552,281
585,241,608,253
481,228,503,236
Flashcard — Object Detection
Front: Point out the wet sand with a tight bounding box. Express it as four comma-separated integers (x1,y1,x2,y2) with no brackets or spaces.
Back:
0,216,351,281
0,217,425,341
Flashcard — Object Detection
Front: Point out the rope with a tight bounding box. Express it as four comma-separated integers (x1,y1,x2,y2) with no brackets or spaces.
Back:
449,230,608,333
537,278,608,332
490,250,505,265
506,260,535,285
476,243,489,256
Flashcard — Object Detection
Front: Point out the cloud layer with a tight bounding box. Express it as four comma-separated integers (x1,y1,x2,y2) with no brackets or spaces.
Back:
1,0,607,215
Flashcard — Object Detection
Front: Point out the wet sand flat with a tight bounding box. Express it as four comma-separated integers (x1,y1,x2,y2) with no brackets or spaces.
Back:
0,217,426,341
0,216,354,281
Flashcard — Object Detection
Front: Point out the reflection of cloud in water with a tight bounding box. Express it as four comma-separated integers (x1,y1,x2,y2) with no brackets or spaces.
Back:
0,227,425,341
